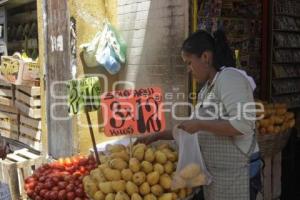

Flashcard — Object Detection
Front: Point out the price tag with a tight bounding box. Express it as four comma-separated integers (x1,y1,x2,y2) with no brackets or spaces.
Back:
101,87,166,136
67,77,101,115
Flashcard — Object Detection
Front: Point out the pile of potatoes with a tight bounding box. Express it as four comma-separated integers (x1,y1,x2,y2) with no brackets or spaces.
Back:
256,102,295,134
83,143,193,200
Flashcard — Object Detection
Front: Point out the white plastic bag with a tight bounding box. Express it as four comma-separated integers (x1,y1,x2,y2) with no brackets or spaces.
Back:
172,126,212,190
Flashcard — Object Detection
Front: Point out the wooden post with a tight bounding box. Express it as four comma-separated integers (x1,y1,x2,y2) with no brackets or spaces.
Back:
43,0,74,158
272,153,282,199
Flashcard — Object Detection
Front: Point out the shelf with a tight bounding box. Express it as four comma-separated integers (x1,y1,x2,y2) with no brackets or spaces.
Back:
199,15,261,21
275,13,300,18
0,0,36,9
273,29,300,33
272,62,300,65
272,91,300,96
273,77,300,80
274,47,300,49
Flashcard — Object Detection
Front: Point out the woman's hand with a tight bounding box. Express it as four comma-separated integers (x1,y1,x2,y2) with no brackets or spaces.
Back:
178,120,201,134
134,134,159,145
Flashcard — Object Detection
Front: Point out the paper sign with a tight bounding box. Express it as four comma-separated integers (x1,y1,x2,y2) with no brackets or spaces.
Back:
101,87,166,136
67,77,101,115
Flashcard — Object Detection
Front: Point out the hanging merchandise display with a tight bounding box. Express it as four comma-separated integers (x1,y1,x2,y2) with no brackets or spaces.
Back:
80,21,127,75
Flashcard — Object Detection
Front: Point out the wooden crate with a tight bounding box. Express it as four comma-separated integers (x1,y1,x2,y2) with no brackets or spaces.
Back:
19,135,41,152
0,80,14,107
0,111,19,140
0,148,45,200
19,115,41,140
15,85,41,119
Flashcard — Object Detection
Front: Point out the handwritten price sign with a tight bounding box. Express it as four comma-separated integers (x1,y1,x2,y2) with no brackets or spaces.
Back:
67,77,101,115
101,87,166,137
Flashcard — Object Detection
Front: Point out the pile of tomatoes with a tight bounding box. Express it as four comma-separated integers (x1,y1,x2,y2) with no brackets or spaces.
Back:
25,155,97,200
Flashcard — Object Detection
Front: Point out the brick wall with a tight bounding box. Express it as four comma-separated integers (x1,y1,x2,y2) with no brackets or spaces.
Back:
117,0,190,128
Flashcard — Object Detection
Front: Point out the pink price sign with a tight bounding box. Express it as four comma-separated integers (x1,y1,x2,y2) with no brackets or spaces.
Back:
101,87,166,137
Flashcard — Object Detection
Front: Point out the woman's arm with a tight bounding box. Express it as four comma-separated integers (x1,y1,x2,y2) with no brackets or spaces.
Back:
178,119,242,136
135,129,173,144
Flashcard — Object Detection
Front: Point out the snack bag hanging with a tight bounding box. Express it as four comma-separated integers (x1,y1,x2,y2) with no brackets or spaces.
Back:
80,22,127,75
171,126,212,190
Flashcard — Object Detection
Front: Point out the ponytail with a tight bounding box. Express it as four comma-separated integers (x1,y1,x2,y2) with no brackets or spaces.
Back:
181,30,236,70
213,30,236,68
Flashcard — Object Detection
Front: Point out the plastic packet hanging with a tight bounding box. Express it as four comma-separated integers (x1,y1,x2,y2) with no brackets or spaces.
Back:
171,125,212,190
80,21,127,75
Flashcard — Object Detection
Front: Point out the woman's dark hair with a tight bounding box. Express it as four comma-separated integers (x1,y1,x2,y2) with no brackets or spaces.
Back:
181,30,236,70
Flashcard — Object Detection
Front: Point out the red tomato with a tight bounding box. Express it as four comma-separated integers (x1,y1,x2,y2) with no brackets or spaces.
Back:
58,181,68,189
52,186,60,191
78,158,88,166
45,191,51,200
39,189,47,198
58,158,65,166
35,196,42,200
52,176,60,183
64,158,72,167
25,177,36,184
75,188,84,197
63,175,72,182
39,176,46,183
66,183,75,192
67,191,75,200
74,198,82,200
50,191,58,199
58,190,67,200
65,166,76,173
79,166,86,174
44,180,54,189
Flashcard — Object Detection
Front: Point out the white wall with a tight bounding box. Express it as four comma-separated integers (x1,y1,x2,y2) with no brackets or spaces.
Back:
117,0,190,128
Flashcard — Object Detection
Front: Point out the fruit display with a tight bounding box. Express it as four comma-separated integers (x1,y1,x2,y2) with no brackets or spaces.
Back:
83,143,194,200
256,102,295,134
24,155,97,200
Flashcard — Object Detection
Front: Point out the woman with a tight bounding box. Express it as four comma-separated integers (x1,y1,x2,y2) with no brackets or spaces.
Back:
137,30,261,200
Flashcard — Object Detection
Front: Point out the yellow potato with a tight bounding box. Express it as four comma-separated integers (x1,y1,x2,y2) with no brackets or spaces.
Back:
153,163,165,175
189,174,206,186
129,158,141,173
111,150,130,162
98,163,109,172
159,174,172,190
131,193,143,200
106,144,126,153
151,185,163,196
288,119,295,128
171,175,186,190
145,148,155,162
155,151,167,164
147,171,160,186
178,189,187,199
132,172,146,186
144,194,158,200
93,191,105,200
99,154,111,164
156,143,171,150
98,182,113,194
111,180,126,192
132,143,146,152
90,168,106,182
139,182,151,195
103,168,121,181
141,161,153,173
179,163,201,179
109,158,128,170
133,146,145,161
121,168,133,181
158,193,173,200
83,179,98,197
105,193,116,200
126,181,139,196
164,161,174,174
115,191,130,200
